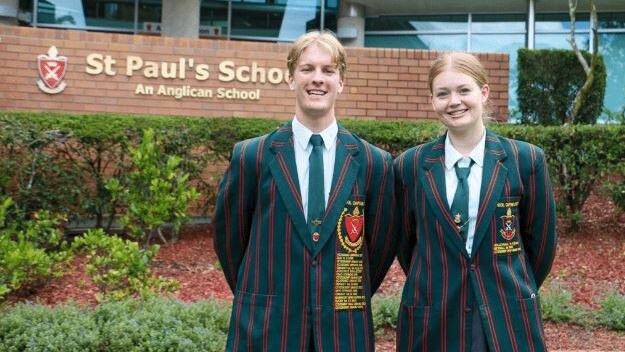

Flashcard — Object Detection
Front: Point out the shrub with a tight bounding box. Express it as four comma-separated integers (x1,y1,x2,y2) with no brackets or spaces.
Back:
0,298,231,352
517,48,606,125
0,115,81,221
106,129,199,245
595,290,625,331
0,197,72,300
540,282,590,326
497,124,625,230
0,302,99,352
72,229,178,302
96,298,230,352
371,294,401,335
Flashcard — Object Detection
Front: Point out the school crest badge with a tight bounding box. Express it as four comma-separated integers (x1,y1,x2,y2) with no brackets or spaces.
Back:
499,207,516,241
37,46,67,94
337,203,364,253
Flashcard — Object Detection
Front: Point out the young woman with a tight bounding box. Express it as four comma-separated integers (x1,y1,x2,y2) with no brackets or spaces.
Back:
394,52,557,352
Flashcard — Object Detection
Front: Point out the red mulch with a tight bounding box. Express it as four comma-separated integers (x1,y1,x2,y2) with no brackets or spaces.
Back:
6,192,625,350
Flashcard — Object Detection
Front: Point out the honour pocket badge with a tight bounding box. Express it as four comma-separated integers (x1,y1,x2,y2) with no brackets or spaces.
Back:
337,201,364,253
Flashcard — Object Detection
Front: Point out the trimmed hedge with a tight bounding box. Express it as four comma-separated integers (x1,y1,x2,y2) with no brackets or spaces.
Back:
0,298,231,352
1,112,625,227
517,48,606,125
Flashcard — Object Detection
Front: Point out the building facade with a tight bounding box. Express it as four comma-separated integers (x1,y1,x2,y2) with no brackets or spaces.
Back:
2,0,624,118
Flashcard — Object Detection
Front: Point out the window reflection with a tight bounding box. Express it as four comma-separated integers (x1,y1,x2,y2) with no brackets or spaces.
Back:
365,34,466,51
366,15,467,32
230,0,320,41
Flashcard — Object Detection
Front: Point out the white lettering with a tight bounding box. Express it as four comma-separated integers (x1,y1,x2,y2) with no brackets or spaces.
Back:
218,60,235,82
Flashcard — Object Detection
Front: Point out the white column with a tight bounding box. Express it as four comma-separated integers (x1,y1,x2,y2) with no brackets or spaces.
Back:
161,0,200,38
0,0,19,25
527,0,535,49
337,2,365,47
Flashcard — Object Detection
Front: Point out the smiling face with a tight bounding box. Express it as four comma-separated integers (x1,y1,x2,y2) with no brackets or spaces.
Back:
288,42,344,130
430,69,489,134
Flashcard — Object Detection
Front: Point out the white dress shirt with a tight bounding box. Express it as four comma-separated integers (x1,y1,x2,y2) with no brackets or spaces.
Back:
292,117,337,221
444,131,485,256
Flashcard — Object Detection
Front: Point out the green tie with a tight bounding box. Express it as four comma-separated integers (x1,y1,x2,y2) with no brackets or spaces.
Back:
451,160,473,241
308,134,325,238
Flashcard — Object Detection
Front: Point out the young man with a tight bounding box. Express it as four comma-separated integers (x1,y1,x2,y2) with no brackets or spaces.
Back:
213,30,397,351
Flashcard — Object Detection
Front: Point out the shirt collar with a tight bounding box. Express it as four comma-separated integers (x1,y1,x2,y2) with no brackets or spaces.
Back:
444,131,486,170
292,116,338,151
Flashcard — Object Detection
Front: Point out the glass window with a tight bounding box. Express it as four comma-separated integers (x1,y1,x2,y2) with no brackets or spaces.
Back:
325,0,337,10
471,14,526,33
599,33,625,112
230,0,320,41
138,0,161,31
366,15,468,32
471,34,525,113
598,12,625,29
535,33,589,49
200,0,228,37
37,0,87,27
535,13,589,32
365,34,467,51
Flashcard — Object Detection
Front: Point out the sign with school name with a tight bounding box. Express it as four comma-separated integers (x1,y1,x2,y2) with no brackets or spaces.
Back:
35,46,289,101
85,54,288,101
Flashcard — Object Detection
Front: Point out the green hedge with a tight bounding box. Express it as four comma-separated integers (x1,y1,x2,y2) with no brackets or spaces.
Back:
517,48,606,125
0,298,231,352
2,112,625,227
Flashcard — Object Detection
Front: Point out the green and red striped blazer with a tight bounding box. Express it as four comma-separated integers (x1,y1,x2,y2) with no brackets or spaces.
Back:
214,121,398,351
394,129,557,352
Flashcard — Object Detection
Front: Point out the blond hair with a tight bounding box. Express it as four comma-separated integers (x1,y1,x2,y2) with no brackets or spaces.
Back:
287,30,347,79
428,52,492,120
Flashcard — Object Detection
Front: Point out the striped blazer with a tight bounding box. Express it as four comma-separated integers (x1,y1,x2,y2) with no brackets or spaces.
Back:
394,130,557,352
213,121,397,351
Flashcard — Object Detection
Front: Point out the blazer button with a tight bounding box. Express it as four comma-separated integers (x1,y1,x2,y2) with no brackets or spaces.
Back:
464,307,472,312
470,264,476,271
312,232,320,242
312,259,317,267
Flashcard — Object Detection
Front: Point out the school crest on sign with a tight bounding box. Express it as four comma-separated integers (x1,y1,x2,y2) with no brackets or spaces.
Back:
337,203,364,253
37,46,67,94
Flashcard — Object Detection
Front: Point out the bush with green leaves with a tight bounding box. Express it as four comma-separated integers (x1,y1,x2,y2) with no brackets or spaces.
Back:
72,229,178,302
0,197,72,300
106,128,199,246
517,48,606,125
0,302,99,352
595,290,625,331
0,115,81,221
540,282,590,325
0,297,231,352
371,294,401,335
496,124,625,230
95,298,230,351
3,112,625,230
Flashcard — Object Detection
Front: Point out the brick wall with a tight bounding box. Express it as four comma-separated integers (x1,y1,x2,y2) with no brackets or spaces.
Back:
0,25,509,121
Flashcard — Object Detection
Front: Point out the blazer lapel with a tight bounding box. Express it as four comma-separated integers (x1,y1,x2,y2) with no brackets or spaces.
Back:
421,135,469,256
311,126,359,258
471,130,508,256
268,123,311,250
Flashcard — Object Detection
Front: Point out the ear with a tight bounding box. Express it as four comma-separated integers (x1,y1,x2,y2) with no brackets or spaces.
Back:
481,84,490,103
337,76,344,94
288,74,295,90
429,94,435,111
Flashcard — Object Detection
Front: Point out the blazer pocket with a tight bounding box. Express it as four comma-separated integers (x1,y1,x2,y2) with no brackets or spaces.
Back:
231,291,282,349
398,302,433,339
234,290,277,308
511,293,542,334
